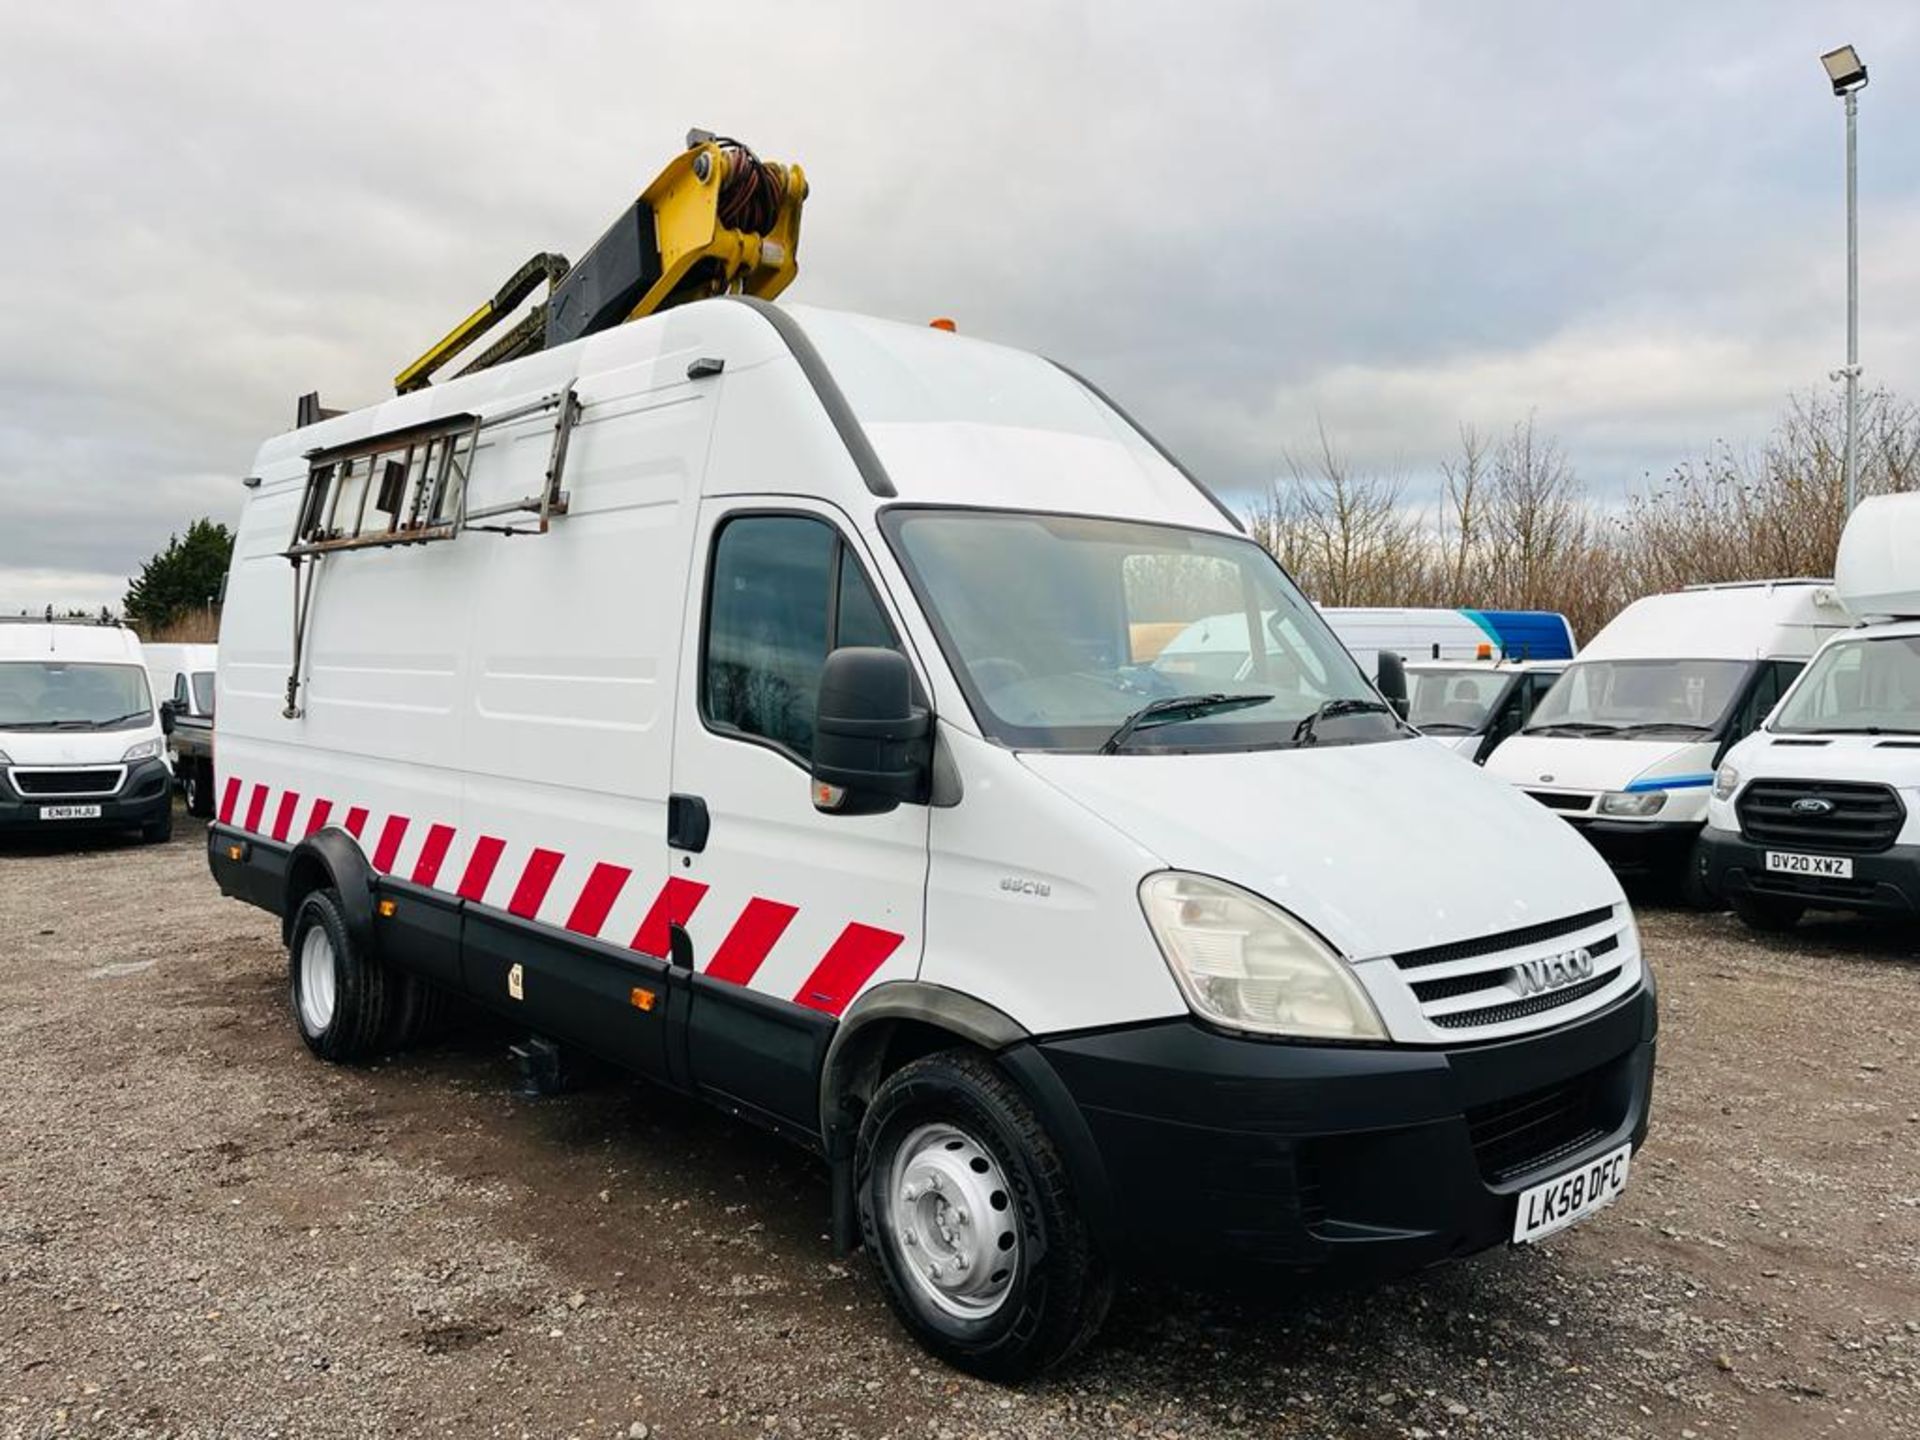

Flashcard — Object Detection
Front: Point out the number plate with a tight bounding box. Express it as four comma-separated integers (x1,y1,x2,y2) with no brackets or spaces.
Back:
1765,851,1853,878
39,804,103,821
1512,1142,1631,1245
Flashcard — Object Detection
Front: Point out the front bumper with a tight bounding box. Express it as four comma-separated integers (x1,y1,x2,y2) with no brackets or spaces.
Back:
0,757,173,833
1562,816,1701,875
1700,827,1920,915
1027,982,1656,1283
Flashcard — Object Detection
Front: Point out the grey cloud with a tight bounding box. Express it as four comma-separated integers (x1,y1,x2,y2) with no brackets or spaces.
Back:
3,1,1918,608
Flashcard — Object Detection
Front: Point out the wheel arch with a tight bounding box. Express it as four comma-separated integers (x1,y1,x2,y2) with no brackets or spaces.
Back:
283,828,377,953
818,982,1117,1259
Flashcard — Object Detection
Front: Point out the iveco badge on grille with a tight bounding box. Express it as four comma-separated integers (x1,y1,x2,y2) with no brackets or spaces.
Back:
1512,947,1594,997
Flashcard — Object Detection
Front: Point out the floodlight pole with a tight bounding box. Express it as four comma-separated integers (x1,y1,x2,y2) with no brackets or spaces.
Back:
1843,86,1861,515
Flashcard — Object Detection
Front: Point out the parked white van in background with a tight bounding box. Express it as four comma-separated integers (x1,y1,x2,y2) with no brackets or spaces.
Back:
1406,658,1567,764
207,299,1656,1376
1486,581,1849,899
0,618,173,842
1703,495,1920,931
144,642,217,722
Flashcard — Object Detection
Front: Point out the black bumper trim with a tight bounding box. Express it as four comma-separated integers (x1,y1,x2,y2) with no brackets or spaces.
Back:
1699,826,1920,914
1028,984,1657,1281
0,758,172,833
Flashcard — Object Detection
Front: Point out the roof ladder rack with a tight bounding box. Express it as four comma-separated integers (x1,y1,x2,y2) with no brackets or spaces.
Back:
279,387,580,718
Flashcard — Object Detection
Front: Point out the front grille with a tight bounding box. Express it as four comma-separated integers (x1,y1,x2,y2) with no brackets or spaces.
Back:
1525,790,1592,813
1411,934,1620,1004
1393,906,1613,971
1466,1067,1616,1184
1431,973,1614,1030
1737,778,1905,854
10,768,123,797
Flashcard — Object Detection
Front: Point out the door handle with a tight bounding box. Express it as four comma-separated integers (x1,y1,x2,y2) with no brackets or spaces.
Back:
667,793,710,852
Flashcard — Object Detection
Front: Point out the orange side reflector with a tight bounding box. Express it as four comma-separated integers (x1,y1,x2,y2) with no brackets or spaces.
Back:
629,987,657,1013
226,844,244,861
377,899,397,918
928,317,957,332
1476,643,1493,659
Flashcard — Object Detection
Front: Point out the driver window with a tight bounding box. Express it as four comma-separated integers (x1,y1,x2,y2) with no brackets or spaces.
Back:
702,515,898,762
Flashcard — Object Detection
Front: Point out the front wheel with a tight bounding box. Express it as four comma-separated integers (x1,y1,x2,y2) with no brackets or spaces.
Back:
855,1051,1111,1381
1730,893,1805,934
139,805,173,845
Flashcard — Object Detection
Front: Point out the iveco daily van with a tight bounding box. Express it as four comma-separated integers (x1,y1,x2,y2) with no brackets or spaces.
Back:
208,299,1656,1377
1703,494,1920,930
1487,581,1848,899
0,618,172,842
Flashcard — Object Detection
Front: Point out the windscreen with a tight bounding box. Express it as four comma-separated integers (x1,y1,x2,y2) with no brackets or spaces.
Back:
0,662,154,731
1527,658,1751,737
885,509,1396,752
1408,669,1505,733
1771,636,1920,734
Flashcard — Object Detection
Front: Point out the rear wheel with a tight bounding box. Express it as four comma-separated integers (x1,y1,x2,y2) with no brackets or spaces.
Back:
1677,837,1720,910
855,1050,1111,1381
183,761,214,818
1730,892,1805,934
288,887,390,1062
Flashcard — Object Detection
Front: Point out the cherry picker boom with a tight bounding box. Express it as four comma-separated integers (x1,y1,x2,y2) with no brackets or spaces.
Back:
392,130,807,394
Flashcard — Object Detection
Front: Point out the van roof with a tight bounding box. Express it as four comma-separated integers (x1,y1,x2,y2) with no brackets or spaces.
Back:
254,300,1235,534
1835,492,1920,619
0,621,144,664
1580,581,1848,663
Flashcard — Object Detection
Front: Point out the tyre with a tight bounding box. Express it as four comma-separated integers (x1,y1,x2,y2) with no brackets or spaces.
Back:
139,805,174,845
288,887,391,1063
1731,892,1805,934
184,761,214,818
1677,838,1720,910
855,1050,1112,1381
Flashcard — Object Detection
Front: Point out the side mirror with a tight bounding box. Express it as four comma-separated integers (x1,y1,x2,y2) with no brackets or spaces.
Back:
158,700,180,735
1375,650,1410,720
811,647,931,816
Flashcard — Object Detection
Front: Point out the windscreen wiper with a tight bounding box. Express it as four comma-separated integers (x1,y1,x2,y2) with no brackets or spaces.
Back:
1100,693,1272,754
1612,721,1713,735
1414,721,1474,734
1815,725,1920,735
1291,697,1398,747
1524,721,1621,736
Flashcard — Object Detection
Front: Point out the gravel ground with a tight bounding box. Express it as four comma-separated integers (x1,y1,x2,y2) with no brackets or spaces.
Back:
3,808,1918,1440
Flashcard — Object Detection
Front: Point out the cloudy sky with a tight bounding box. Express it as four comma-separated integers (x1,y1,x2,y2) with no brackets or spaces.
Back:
3,1,1917,611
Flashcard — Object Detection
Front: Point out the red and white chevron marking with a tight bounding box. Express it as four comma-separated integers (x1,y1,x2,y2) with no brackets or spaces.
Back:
217,775,903,1018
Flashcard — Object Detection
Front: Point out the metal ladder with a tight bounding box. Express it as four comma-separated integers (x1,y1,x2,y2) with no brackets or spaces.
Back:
279,386,581,719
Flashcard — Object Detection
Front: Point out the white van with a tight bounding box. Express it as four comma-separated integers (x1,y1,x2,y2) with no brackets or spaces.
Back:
207,299,1655,1377
1703,495,1920,930
1406,658,1567,764
144,642,217,721
0,618,173,842
1320,607,1576,678
1486,581,1849,897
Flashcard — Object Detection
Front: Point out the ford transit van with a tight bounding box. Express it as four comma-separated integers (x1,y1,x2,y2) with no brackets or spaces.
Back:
1703,495,1920,929
207,299,1655,1376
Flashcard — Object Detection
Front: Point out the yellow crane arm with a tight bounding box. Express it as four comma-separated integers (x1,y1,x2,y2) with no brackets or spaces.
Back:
393,132,807,396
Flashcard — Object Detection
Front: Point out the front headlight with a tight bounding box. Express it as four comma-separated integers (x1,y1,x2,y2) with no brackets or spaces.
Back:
1713,764,1739,801
1598,789,1667,817
1139,872,1387,1041
121,737,164,762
